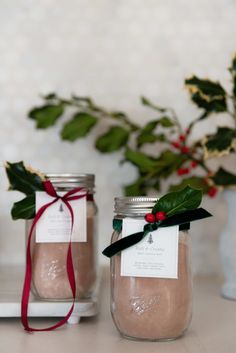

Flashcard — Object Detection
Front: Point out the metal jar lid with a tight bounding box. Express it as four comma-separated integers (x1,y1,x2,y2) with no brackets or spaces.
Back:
114,197,158,216
46,173,95,190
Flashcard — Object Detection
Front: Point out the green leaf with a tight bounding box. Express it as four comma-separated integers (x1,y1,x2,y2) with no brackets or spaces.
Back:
141,120,159,133
141,96,166,113
61,112,98,141
159,116,175,127
124,177,146,196
137,133,166,147
43,93,57,100
169,176,209,194
124,148,160,173
137,120,159,147
204,127,236,157
155,150,188,177
185,76,226,97
191,92,227,113
185,76,227,114
212,167,236,186
137,133,157,147
136,119,170,147
29,104,64,128
95,126,129,153
125,149,187,176
152,186,202,217
5,161,44,195
11,194,35,220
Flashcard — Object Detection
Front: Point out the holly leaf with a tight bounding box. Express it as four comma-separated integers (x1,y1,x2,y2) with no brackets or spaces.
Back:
11,194,35,220
185,76,227,114
125,149,187,176
61,112,98,141
185,76,226,96
95,126,129,153
169,176,209,193
29,104,64,128
137,120,160,147
204,127,236,158
5,161,44,195
152,185,202,217
137,132,165,147
212,167,236,186
43,93,57,100
159,116,175,127
137,133,158,147
156,150,188,177
124,148,159,173
141,96,167,113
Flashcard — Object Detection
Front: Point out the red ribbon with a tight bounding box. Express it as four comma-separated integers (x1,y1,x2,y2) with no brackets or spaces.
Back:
21,180,88,332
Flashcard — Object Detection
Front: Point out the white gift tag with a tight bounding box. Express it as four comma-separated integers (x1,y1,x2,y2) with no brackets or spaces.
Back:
120,218,179,278
35,191,87,243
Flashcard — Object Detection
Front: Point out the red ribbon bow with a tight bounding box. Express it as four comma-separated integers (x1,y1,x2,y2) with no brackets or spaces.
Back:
21,180,87,332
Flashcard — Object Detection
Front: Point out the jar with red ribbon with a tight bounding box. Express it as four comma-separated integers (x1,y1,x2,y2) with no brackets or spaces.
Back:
25,174,98,301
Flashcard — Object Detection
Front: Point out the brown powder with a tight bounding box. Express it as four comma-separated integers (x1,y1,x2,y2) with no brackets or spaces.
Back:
111,231,192,340
26,202,97,300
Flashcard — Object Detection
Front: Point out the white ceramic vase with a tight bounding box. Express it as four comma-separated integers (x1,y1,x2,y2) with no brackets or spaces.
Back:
220,189,236,300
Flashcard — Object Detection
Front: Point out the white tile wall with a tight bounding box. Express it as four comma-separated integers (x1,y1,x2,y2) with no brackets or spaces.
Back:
0,0,235,274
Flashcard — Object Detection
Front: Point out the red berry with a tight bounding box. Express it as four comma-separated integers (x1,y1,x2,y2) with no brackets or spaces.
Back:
180,146,190,154
171,141,181,149
177,168,190,176
207,187,218,198
145,213,156,223
191,161,198,168
179,134,186,142
155,211,167,221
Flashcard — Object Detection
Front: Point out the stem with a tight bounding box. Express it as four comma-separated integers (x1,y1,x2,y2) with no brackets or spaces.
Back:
169,108,183,134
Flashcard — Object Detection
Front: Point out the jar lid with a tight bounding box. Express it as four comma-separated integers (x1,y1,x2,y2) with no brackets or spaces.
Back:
46,173,95,189
114,196,158,216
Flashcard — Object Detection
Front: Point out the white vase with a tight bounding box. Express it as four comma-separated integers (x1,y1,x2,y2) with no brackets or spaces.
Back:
220,189,236,300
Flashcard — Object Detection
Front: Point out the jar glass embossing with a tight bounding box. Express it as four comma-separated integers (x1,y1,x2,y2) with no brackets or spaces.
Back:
110,197,192,341
25,174,98,301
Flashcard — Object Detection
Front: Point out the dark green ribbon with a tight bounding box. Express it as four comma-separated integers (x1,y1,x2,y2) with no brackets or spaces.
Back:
102,208,212,258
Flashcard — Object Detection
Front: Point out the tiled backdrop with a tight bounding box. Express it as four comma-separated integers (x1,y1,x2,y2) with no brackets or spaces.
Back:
0,0,235,273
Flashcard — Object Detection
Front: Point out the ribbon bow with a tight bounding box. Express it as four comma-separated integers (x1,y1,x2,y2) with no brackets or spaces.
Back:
103,208,212,258
21,180,87,332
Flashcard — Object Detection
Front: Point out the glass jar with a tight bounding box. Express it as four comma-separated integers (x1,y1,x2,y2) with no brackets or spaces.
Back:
110,197,192,341
25,174,98,301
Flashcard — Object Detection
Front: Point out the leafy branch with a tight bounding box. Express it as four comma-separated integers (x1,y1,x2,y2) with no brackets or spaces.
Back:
27,54,236,197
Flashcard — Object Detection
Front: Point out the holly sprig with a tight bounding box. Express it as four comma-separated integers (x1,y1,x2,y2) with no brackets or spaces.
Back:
103,186,212,258
145,185,202,223
5,161,45,220
27,55,236,197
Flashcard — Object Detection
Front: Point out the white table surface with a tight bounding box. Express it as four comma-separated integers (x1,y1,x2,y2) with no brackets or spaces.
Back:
0,266,235,353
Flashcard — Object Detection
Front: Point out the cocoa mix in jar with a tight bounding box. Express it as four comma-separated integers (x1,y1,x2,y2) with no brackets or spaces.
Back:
111,229,192,340
108,196,193,341
25,174,98,301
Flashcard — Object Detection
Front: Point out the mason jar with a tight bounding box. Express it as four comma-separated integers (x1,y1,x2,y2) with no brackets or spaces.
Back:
110,197,192,341
25,174,98,301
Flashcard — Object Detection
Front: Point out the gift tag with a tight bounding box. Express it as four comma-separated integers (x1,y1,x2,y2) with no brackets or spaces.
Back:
35,191,87,243
120,218,179,278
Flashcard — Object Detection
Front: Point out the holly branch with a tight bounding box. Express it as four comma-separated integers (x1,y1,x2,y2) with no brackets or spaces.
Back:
27,55,236,197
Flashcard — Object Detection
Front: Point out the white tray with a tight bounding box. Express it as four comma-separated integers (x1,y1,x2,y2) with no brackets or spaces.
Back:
0,265,101,324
